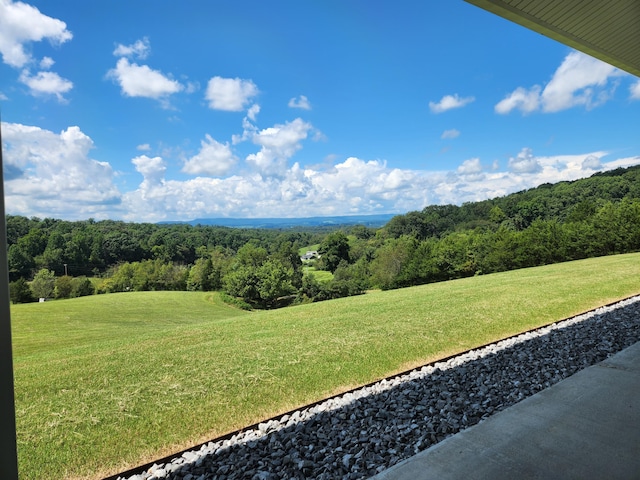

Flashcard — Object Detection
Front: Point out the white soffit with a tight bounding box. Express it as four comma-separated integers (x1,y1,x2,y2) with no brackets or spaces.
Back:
465,0,640,78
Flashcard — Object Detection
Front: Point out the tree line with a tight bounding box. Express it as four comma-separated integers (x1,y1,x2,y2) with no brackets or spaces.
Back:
8,165,640,307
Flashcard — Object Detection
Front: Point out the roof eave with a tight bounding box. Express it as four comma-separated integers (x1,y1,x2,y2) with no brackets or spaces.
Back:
465,0,640,78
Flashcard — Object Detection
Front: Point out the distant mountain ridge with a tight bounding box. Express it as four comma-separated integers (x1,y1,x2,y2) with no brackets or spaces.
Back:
160,213,396,229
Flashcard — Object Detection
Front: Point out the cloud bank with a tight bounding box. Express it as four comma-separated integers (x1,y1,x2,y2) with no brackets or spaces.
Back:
4,121,639,222
2,122,121,218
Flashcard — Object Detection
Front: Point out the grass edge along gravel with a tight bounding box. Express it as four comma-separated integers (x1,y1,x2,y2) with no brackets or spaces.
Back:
11,253,640,480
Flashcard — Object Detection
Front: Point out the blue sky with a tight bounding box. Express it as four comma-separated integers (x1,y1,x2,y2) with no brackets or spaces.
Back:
1,0,639,222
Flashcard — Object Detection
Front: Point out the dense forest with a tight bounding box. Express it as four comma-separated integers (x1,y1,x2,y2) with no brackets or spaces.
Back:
7,165,640,307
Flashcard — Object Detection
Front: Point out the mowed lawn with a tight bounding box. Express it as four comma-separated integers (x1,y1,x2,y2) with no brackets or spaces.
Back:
12,253,640,480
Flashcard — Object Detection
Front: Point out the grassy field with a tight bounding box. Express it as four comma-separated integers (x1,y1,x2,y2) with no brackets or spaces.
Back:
302,265,333,283
298,244,320,256
12,253,640,479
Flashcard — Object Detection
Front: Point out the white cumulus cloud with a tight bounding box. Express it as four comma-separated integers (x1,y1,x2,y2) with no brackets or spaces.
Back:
182,135,238,177
121,149,633,223
508,147,542,173
1,122,121,218
5,121,640,223
456,158,485,182
132,154,166,187
39,56,54,69
19,69,73,101
205,76,258,111
429,94,475,113
288,95,311,110
0,0,72,68
120,156,435,222
246,118,313,175
496,51,624,114
495,86,541,114
107,57,183,99
247,104,260,122
582,154,602,170
113,37,150,59
433,149,629,206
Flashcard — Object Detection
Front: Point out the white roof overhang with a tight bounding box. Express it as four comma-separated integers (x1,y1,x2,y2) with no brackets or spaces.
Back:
465,0,640,77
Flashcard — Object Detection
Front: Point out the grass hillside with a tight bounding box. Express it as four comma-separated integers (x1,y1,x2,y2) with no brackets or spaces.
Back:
12,253,640,480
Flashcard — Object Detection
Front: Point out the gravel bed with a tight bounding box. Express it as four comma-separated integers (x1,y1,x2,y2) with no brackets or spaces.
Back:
119,296,640,480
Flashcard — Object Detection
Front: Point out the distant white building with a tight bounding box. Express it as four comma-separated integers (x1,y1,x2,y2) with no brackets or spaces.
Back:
300,250,319,261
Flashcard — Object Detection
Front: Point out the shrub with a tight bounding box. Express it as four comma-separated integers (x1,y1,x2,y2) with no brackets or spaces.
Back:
219,292,252,310
72,277,95,297
54,275,74,299
9,278,35,304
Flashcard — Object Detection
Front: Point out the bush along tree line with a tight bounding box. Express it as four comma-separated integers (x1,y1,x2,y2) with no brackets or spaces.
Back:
7,165,640,307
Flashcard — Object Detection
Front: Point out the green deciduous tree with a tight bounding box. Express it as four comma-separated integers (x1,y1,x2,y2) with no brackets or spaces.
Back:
256,259,295,308
327,261,367,297
235,242,268,268
222,241,298,308
223,265,260,305
187,257,215,291
106,260,188,292
318,231,350,273
297,273,323,303
7,244,35,280
31,269,56,299
271,239,303,289
370,236,416,290
489,206,506,224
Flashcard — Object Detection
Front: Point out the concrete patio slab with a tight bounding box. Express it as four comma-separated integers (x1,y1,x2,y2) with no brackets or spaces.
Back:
373,341,640,480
